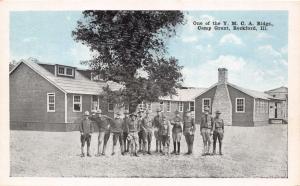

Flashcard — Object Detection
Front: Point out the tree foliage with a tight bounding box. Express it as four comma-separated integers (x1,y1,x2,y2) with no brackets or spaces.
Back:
72,11,185,112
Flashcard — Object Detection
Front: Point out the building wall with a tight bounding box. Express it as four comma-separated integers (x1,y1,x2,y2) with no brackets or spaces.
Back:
253,98,269,126
194,86,217,124
10,63,65,130
227,85,254,126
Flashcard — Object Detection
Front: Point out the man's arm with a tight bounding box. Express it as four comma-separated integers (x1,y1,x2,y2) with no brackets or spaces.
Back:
192,118,196,132
222,119,224,131
79,120,83,134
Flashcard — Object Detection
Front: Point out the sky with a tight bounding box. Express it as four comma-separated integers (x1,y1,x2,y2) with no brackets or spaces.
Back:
10,11,288,91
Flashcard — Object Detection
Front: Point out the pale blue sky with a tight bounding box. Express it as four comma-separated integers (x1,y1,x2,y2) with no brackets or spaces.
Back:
10,11,288,91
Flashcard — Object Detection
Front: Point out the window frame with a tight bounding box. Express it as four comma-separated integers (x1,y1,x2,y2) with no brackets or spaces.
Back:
189,101,195,112
73,95,82,112
91,95,99,111
166,101,171,112
57,66,74,77
202,98,211,112
178,102,183,112
235,98,245,113
47,93,55,112
147,102,152,112
159,101,164,112
108,102,114,112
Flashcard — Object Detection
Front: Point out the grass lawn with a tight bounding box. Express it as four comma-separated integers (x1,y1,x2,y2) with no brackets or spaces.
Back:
10,124,287,177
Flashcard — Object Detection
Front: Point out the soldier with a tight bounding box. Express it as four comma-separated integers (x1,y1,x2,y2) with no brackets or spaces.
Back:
127,112,140,157
213,110,224,155
79,111,94,157
200,106,214,156
170,110,183,155
183,110,196,155
90,109,112,156
160,114,171,155
152,108,163,153
110,112,125,156
123,110,130,153
137,110,144,153
141,110,153,155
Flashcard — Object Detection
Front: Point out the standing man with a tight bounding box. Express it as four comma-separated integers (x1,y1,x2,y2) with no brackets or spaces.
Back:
152,108,163,153
127,112,140,157
141,110,153,155
213,110,224,155
79,111,94,157
91,109,112,156
170,110,183,155
110,112,125,156
123,110,130,153
183,110,196,155
137,109,144,153
200,106,214,156
160,114,171,155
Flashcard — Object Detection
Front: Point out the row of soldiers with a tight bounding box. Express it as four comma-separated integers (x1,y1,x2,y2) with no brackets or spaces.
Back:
79,106,224,157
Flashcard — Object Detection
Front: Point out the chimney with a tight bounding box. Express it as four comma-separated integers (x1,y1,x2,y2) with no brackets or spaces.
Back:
218,68,228,84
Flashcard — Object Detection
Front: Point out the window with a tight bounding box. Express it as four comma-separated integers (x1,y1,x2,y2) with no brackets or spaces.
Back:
160,101,164,112
236,98,245,113
66,68,74,76
124,104,129,112
58,67,65,75
57,65,74,77
108,102,114,112
47,93,55,112
202,98,211,112
189,101,195,111
91,95,99,111
166,101,171,112
178,102,183,112
73,95,82,112
146,103,152,111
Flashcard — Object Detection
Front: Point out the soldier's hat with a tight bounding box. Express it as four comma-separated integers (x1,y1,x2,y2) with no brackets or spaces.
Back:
115,111,121,115
95,109,102,114
84,111,90,116
174,110,180,114
215,110,221,114
130,112,137,117
204,106,210,111
124,110,129,114
162,114,166,119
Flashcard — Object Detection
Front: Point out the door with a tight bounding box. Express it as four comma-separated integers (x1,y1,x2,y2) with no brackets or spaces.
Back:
274,102,278,118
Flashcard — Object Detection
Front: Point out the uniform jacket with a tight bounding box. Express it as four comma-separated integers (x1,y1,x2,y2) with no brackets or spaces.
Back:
152,115,162,128
200,114,214,130
128,119,140,132
213,117,224,131
123,116,130,133
183,116,195,134
90,116,110,132
141,116,153,132
171,116,183,133
160,120,171,136
110,117,124,133
79,118,94,134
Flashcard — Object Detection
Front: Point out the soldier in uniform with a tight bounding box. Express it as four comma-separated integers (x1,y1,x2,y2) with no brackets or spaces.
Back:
137,110,144,153
213,110,224,155
183,110,196,155
141,110,153,155
160,114,171,155
79,111,94,157
123,110,130,153
110,112,125,156
127,112,140,157
170,110,183,155
90,109,112,156
200,106,214,156
152,108,163,153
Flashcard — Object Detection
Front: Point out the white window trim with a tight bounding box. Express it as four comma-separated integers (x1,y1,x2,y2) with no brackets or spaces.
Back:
147,102,152,112
235,98,245,113
108,102,114,112
160,101,164,112
202,98,211,112
189,101,195,112
57,66,74,77
47,93,55,112
178,102,183,112
73,95,82,112
91,95,99,111
166,101,171,112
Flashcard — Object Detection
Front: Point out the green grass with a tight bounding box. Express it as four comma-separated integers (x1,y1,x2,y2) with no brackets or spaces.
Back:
10,124,287,177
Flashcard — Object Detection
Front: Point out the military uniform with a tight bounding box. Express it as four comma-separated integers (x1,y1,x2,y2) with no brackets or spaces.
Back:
152,113,162,152
110,115,124,155
127,114,140,156
160,118,171,155
137,113,143,152
213,112,224,155
79,111,94,157
170,113,183,155
123,115,130,153
200,112,214,155
183,114,195,155
141,114,153,154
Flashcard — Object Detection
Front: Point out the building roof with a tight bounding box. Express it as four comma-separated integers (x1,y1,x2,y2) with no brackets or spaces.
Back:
10,59,122,95
160,87,207,101
265,86,288,93
228,83,274,100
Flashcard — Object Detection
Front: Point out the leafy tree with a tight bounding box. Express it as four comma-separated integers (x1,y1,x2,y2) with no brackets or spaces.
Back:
72,11,185,112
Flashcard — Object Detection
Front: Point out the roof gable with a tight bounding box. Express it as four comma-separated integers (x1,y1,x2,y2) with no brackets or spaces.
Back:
227,83,273,100
265,86,288,93
161,87,207,101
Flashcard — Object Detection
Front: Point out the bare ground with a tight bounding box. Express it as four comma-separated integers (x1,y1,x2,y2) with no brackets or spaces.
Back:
10,124,287,177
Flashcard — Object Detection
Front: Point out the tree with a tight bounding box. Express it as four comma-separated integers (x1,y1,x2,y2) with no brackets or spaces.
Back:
72,11,185,112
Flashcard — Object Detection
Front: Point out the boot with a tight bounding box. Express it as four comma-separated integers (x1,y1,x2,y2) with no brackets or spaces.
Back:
177,142,180,155
189,143,193,154
213,141,216,155
111,145,115,156
155,140,158,152
219,142,223,155
148,143,152,155
87,146,91,157
159,142,162,153
80,146,85,157
171,142,176,154
202,145,206,156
